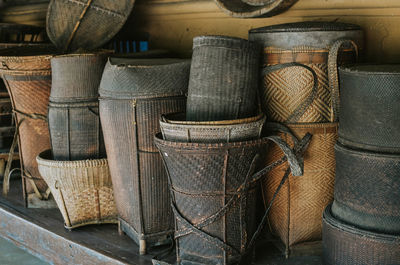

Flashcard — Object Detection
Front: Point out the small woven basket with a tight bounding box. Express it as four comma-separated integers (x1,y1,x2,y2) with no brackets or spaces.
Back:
37,150,118,229
160,112,266,143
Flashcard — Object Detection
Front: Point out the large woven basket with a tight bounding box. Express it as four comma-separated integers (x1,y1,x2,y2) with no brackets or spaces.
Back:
37,150,117,229
332,143,400,234
249,22,363,123
338,64,400,153
323,204,400,265
99,57,190,255
48,101,105,161
262,122,337,254
160,112,266,143
0,46,56,71
186,36,260,121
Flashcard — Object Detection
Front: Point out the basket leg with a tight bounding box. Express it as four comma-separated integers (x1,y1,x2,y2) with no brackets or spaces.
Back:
139,239,146,255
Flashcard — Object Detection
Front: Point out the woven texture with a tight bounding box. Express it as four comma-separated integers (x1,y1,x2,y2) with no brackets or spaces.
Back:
0,23,47,44
37,150,117,229
323,204,400,265
186,36,260,121
47,0,135,51
214,0,298,18
155,135,269,265
332,143,400,234
99,58,190,253
338,65,400,153
263,123,337,248
160,112,265,143
48,101,105,161
0,46,56,71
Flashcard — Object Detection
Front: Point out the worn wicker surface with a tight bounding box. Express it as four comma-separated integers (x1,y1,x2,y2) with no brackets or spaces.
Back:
160,112,265,143
323,204,400,265
99,58,190,253
214,0,298,18
338,65,400,153
155,135,270,265
50,51,110,102
37,150,117,229
0,46,56,71
263,123,337,249
332,143,400,234
186,36,259,121
1,69,51,200
48,101,105,161
47,0,135,51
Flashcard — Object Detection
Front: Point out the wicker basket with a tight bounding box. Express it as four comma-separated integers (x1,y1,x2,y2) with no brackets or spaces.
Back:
323,204,400,265
262,122,338,254
160,112,266,143
0,45,56,71
37,150,117,229
186,36,260,121
249,22,363,123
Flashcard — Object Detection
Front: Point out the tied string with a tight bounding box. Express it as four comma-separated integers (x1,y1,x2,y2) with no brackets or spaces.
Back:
169,133,312,257
3,110,50,200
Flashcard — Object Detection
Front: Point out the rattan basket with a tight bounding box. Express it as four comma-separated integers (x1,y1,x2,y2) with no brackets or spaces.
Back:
160,112,266,143
37,149,117,229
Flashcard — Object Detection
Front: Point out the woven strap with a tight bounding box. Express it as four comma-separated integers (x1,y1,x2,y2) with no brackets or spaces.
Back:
2,110,50,200
262,62,319,123
170,134,311,257
328,39,359,122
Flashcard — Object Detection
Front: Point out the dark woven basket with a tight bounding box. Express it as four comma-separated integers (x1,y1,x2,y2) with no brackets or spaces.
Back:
249,21,363,123
186,36,260,122
323,204,400,265
154,135,269,265
160,112,265,143
46,0,135,52
50,51,111,103
338,64,400,153
48,101,105,161
99,57,190,255
214,0,299,18
332,143,400,234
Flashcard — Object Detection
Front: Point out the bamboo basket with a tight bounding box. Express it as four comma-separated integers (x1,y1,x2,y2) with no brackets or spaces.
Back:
37,150,117,229
262,122,338,255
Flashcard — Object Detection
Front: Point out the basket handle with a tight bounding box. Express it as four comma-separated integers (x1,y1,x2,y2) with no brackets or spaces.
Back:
262,62,319,123
328,39,359,122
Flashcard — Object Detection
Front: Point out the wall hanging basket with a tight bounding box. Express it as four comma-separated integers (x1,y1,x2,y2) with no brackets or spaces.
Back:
262,122,338,254
338,64,400,153
46,0,136,52
37,150,117,229
323,204,400,265
214,0,299,18
332,143,400,234
99,57,190,255
160,112,265,143
249,21,363,123
186,36,260,121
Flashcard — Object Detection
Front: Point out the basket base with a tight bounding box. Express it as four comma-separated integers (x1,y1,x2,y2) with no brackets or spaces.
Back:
273,239,322,258
27,193,57,209
119,218,173,255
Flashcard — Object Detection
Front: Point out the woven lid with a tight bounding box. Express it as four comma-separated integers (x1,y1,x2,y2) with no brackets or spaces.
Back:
339,64,400,75
249,21,363,49
99,57,190,99
193,35,259,51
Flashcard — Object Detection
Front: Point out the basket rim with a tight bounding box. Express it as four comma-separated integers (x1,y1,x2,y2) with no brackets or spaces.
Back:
339,64,400,75
335,142,400,160
37,149,108,168
51,49,114,59
162,112,265,125
107,57,190,68
0,69,51,75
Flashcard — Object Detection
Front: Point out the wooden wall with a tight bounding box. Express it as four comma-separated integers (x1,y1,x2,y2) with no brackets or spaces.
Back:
131,0,400,63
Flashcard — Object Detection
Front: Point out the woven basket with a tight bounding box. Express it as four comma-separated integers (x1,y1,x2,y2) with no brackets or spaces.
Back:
48,101,105,161
160,112,265,143
262,122,338,253
186,36,260,121
332,143,400,234
99,57,190,255
249,22,363,123
0,45,56,71
37,150,117,229
47,0,136,52
323,204,400,265
338,64,400,153
214,0,299,18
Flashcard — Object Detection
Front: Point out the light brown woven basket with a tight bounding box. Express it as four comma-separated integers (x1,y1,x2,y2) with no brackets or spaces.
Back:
0,45,56,71
262,122,338,254
37,150,118,229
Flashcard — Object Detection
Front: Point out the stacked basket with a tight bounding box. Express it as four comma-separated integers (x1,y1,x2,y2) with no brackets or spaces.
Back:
155,35,303,264
248,21,363,256
322,65,400,265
